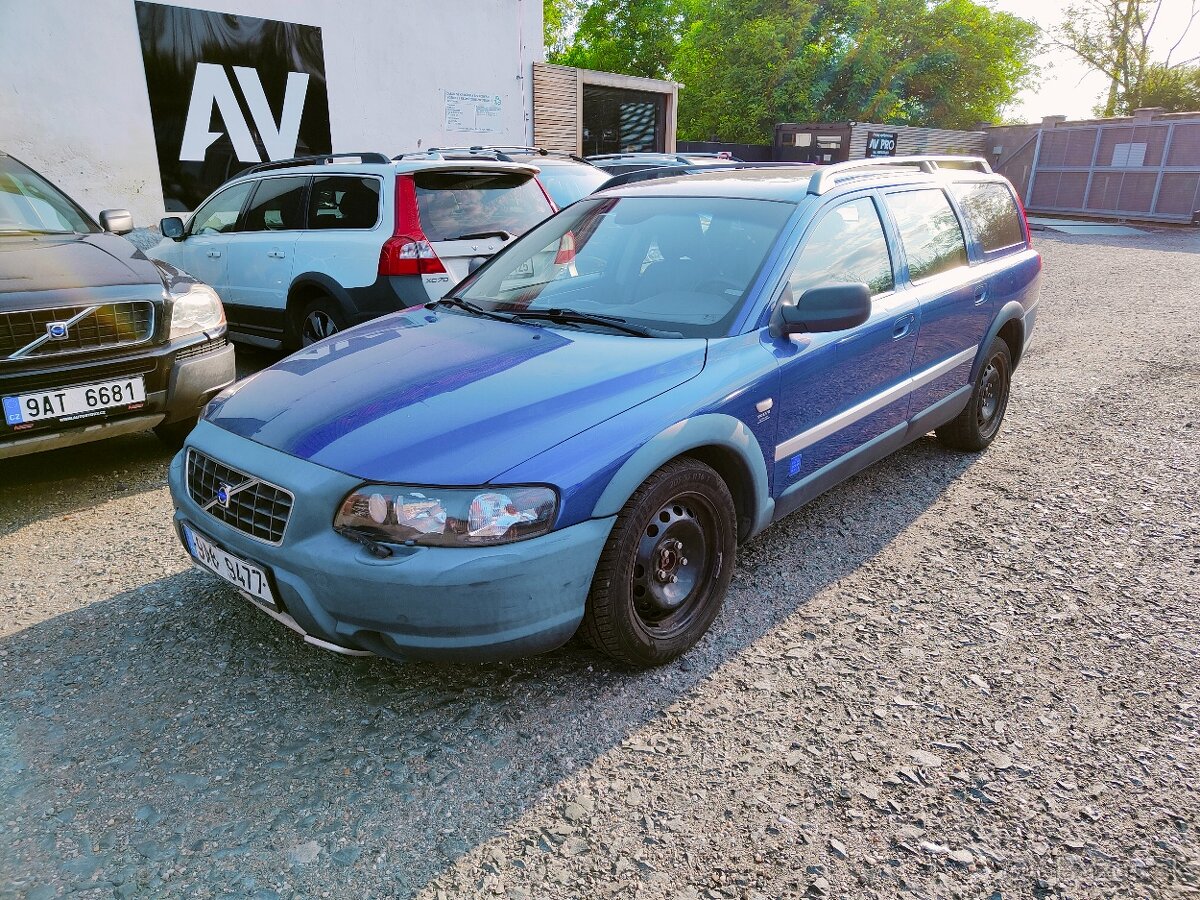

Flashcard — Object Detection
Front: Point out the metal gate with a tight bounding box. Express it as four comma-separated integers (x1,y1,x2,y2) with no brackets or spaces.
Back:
1016,117,1200,223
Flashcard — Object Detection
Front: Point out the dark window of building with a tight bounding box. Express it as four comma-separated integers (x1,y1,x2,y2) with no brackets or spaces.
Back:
787,197,894,299
950,182,1026,252
242,176,308,231
582,85,666,156
884,189,969,281
307,176,381,229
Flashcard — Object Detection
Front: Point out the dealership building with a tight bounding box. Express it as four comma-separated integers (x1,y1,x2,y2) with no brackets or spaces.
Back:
1,0,680,228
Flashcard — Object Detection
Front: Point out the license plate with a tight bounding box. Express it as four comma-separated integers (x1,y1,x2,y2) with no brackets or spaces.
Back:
182,523,278,609
3,376,146,426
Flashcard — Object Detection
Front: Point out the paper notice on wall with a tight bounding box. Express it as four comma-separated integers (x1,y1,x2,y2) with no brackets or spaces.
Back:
445,91,503,133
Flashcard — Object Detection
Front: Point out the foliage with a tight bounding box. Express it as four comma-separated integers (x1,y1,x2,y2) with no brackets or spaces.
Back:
1130,62,1200,111
548,0,688,80
671,0,1039,143
544,0,582,58
1054,0,1199,116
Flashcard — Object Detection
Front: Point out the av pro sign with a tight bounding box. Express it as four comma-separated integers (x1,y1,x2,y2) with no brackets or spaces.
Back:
135,2,332,211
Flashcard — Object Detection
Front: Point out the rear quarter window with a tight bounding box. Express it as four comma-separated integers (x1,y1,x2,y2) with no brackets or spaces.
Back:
307,176,381,229
951,182,1026,252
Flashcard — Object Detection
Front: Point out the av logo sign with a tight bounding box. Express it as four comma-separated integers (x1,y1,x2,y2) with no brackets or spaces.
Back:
135,2,331,211
180,64,310,164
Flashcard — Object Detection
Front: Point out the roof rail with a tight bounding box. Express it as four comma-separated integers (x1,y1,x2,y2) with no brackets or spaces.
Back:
806,155,993,195
241,152,392,176
599,161,815,190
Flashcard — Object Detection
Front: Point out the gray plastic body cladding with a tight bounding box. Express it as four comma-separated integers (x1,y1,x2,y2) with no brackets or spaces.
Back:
169,421,615,661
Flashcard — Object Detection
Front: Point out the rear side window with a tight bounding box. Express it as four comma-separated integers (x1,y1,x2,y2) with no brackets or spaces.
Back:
414,172,552,241
307,176,381,229
787,197,894,298
242,176,307,231
884,189,968,282
951,182,1026,252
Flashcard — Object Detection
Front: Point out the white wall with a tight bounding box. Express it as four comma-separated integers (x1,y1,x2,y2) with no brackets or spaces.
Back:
0,0,542,225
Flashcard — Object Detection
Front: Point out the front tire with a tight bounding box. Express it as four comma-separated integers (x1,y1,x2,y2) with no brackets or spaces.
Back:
298,296,346,347
936,337,1012,451
581,458,736,668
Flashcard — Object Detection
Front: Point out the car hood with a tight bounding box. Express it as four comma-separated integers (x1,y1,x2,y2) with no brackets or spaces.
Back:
206,311,707,484
0,232,165,297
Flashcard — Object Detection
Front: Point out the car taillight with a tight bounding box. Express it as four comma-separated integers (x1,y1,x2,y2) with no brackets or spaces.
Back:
554,231,576,265
379,236,446,276
379,175,447,276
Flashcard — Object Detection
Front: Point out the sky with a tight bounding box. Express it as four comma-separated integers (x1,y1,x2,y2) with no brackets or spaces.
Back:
991,0,1200,123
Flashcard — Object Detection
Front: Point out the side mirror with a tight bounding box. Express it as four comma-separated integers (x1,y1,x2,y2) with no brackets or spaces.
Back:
777,282,872,336
99,209,134,235
160,216,185,241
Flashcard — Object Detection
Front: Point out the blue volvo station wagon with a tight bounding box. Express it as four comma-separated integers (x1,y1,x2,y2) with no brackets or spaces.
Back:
168,156,1041,668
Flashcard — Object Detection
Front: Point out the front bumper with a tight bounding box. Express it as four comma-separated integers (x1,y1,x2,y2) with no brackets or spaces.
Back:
169,420,615,662
0,335,235,459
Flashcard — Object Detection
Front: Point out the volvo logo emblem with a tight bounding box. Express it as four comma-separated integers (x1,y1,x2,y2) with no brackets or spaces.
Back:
216,483,233,508
46,322,70,340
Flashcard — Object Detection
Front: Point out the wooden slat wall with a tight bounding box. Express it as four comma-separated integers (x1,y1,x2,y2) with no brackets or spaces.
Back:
848,123,988,159
533,63,579,152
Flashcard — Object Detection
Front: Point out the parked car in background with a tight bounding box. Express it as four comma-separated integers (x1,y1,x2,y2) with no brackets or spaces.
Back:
422,147,609,208
168,156,1040,668
0,151,233,458
587,152,741,178
150,152,556,349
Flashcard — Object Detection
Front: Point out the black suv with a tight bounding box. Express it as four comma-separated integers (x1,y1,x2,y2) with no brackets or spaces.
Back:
1,152,235,459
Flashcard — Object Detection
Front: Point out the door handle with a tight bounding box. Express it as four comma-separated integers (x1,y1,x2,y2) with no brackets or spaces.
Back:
206,250,221,258
892,314,915,340
267,250,286,259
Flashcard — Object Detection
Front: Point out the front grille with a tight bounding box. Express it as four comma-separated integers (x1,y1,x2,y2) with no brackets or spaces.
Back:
187,449,294,544
2,301,156,358
175,337,228,361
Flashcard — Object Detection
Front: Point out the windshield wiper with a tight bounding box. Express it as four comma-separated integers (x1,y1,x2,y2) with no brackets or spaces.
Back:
508,307,681,338
427,296,541,328
444,230,514,242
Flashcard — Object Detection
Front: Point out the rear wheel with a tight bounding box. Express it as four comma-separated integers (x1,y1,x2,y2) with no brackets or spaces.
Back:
298,296,346,347
936,337,1012,451
581,458,736,668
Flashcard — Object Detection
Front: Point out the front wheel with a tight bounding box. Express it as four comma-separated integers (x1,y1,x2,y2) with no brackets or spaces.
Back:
936,337,1012,451
581,458,737,668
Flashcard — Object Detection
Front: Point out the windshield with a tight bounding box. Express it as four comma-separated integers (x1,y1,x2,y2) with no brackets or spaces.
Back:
0,156,97,235
455,195,795,338
414,171,552,240
533,163,610,207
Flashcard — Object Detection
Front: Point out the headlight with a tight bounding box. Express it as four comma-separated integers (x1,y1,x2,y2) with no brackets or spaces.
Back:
334,484,558,547
169,283,225,339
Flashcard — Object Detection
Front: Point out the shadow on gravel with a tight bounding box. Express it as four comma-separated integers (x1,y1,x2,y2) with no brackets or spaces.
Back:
0,436,977,897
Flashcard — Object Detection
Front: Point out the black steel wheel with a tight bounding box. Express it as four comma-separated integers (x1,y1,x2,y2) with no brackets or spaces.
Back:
936,336,1012,451
581,457,736,667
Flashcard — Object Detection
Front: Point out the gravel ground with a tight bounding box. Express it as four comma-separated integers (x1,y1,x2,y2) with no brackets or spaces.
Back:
1,230,1197,899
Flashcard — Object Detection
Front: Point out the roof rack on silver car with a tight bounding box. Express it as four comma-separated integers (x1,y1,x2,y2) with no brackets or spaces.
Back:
807,155,993,195
241,152,392,176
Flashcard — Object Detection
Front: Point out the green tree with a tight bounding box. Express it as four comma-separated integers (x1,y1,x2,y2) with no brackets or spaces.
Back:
1131,62,1200,111
1054,0,1199,116
544,0,582,58
549,0,688,79
672,0,1039,143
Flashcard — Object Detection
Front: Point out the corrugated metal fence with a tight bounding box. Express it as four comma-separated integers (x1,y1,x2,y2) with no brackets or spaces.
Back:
1018,117,1200,223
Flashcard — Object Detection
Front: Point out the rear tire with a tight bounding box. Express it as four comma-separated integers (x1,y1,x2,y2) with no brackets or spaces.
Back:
154,416,197,449
298,296,346,347
936,337,1012,451
581,458,736,668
